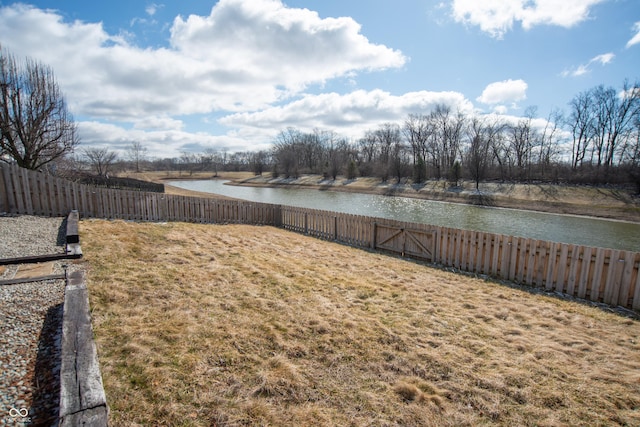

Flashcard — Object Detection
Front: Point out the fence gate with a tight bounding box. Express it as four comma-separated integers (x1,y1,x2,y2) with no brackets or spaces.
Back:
374,224,435,261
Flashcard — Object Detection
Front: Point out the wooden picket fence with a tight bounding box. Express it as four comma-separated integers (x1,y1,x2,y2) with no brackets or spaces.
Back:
2,162,639,311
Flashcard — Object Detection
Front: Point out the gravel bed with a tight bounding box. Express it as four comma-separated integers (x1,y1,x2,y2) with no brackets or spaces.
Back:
0,215,69,426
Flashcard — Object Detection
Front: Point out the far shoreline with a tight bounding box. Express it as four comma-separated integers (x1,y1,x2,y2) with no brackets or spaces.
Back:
125,171,640,224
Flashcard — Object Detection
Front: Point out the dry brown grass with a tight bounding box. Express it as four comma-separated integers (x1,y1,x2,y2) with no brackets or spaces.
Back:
81,219,640,426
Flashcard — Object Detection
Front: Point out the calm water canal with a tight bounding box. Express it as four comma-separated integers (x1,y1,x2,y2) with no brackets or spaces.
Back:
170,180,640,252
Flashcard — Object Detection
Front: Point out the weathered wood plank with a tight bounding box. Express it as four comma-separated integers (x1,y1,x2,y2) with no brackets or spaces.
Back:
508,237,520,281
577,247,593,299
534,241,547,286
545,243,558,290
617,252,636,307
633,264,640,311
602,250,620,304
525,239,537,285
566,245,580,296
0,164,8,213
603,250,623,305
459,230,469,270
590,248,606,301
490,234,501,277
59,271,108,427
555,244,570,293
21,165,34,214
66,211,80,244
11,165,26,214
516,238,528,283
0,252,82,266
0,273,66,286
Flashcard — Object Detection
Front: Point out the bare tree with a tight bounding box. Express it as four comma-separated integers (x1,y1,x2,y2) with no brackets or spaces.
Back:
357,130,378,177
326,134,350,180
250,150,269,176
372,123,402,182
403,114,432,183
126,141,148,173
537,109,563,180
567,89,595,170
0,47,78,170
508,106,537,181
590,85,617,169
427,104,465,181
273,128,303,178
464,116,504,190
83,147,118,177
623,119,640,194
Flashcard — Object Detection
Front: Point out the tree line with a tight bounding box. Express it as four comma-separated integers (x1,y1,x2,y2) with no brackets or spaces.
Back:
266,81,640,193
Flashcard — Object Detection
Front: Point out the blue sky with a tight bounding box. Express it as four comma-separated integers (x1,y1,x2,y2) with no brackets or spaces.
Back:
0,0,638,158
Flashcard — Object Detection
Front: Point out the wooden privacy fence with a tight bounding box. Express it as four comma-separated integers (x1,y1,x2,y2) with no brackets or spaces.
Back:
0,163,280,225
2,163,639,311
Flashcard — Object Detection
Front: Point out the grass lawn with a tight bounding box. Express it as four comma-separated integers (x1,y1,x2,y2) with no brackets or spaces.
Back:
82,219,640,426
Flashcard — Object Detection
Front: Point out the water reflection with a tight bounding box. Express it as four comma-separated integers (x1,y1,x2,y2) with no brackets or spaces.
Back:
170,180,640,252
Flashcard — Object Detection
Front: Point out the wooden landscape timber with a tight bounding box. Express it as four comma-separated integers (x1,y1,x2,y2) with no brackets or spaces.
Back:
1,162,639,311
59,270,109,426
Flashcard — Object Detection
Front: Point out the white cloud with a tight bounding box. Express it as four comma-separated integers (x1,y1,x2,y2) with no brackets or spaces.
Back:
78,121,259,158
146,3,163,17
451,0,607,38
476,79,528,106
627,21,640,48
592,52,615,65
220,89,475,140
133,116,184,131
0,1,406,123
561,52,615,77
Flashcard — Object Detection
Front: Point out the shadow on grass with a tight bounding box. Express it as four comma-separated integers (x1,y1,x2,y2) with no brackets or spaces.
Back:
30,302,63,426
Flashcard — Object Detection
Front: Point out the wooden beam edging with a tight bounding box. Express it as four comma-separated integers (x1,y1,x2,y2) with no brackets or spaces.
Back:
0,273,66,286
59,270,109,426
0,253,82,266
66,210,83,257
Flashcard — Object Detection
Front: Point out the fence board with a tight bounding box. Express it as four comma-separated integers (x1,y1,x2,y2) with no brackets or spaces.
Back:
566,245,580,296
9,166,25,213
508,237,519,281
534,241,547,286
633,266,640,310
21,167,34,214
590,248,606,302
0,166,7,213
447,228,456,266
555,244,570,293
490,234,501,276
618,252,636,307
577,247,593,299
603,251,623,305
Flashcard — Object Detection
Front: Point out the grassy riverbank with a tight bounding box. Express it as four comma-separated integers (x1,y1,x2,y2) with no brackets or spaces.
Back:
82,219,640,426
123,171,640,223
